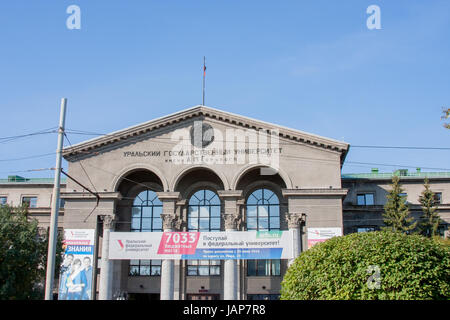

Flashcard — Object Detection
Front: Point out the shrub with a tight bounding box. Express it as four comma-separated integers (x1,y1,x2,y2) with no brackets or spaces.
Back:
281,231,450,300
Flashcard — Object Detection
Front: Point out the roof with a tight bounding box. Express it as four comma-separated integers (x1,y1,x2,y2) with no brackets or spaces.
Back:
342,171,450,180
0,176,67,185
62,105,350,164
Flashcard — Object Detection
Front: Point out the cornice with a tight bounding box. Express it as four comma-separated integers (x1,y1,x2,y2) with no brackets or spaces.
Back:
282,188,349,197
60,192,122,200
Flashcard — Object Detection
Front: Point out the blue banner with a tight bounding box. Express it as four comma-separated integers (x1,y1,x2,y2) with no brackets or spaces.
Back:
181,248,283,260
65,245,94,255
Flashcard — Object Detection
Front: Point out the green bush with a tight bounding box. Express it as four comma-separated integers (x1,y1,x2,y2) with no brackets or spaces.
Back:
0,205,62,299
281,231,450,300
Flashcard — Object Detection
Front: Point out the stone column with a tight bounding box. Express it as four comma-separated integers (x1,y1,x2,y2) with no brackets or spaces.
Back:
218,190,242,300
285,212,306,266
99,215,115,300
156,192,181,301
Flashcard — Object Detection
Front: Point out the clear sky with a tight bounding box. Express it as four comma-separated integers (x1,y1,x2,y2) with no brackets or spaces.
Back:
0,0,449,178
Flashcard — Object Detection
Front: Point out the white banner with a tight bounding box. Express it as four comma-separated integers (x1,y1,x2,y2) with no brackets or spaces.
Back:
307,227,342,249
109,230,293,260
58,229,95,300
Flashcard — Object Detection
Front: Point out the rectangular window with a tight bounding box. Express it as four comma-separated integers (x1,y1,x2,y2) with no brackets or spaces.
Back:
0,197,7,206
356,193,374,206
357,227,376,233
434,193,442,204
187,260,220,276
22,196,37,208
129,260,161,276
247,259,281,276
399,193,408,204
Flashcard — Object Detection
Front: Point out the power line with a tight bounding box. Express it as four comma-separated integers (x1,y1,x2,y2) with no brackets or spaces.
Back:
65,128,450,151
0,127,57,144
63,129,450,171
64,133,97,193
63,133,100,223
1,130,449,184
344,161,450,171
0,152,56,162
351,145,450,150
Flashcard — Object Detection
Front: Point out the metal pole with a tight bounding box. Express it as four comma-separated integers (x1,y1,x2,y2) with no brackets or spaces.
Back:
44,98,67,300
202,56,206,106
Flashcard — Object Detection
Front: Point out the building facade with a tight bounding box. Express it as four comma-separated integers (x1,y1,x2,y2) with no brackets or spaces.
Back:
1,106,449,300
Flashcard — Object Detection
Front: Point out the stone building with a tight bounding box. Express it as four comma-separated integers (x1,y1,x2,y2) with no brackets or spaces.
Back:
0,105,449,300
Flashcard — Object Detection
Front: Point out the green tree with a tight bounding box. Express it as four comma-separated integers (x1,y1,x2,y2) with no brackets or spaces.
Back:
281,231,450,300
382,175,417,233
0,204,62,299
418,178,441,237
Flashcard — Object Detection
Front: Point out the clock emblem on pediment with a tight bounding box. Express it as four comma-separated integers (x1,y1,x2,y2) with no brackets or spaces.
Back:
190,121,214,148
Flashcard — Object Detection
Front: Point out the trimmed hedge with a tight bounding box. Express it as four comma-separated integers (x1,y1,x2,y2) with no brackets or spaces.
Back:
281,231,450,300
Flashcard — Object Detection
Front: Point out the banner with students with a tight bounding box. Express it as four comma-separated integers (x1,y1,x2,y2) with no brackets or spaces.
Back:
109,230,293,260
58,229,95,300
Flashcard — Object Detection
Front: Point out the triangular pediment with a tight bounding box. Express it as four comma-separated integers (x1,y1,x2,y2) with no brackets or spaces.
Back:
62,105,349,164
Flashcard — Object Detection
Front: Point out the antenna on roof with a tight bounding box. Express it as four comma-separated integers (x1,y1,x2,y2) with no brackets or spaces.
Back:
202,56,206,106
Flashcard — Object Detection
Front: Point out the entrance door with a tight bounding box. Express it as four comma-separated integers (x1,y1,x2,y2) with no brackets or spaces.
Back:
186,294,220,300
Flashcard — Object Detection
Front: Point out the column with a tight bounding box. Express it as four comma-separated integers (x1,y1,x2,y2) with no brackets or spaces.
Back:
99,215,115,300
157,192,181,301
218,190,242,300
286,212,305,266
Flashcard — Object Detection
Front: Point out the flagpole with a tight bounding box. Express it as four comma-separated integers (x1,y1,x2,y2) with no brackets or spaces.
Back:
202,56,206,106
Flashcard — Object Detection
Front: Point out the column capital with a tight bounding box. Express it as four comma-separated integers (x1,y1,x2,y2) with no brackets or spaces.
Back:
161,214,182,231
224,213,241,230
285,212,306,229
218,190,243,230
101,215,115,229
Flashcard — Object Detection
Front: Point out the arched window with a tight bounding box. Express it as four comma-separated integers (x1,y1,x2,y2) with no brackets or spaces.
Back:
129,190,162,276
131,190,163,232
188,189,221,231
246,188,280,231
187,189,221,276
246,188,281,277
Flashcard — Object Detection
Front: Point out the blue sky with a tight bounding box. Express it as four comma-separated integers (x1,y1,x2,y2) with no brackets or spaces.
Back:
0,0,449,178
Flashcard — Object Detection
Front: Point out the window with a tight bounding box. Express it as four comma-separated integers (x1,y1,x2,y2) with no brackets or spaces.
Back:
129,260,161,276
437,224,448,237
22,196,37,208
187,260,221,276
356,193,374,206
357,227,376,233
187,189,221,276
131,190,163,232
129,190,162,276
247,259,281,276
434,193,442,204
246,188,280,231
0,197,6,206
188,189,221,232
246,189,281,276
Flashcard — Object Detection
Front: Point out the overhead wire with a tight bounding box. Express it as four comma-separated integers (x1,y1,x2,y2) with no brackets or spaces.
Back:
0,127,57,144
63,132,100,222
65,129,450,151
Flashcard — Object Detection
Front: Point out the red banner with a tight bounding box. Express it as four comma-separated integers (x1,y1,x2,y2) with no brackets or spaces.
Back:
157,232,200,255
